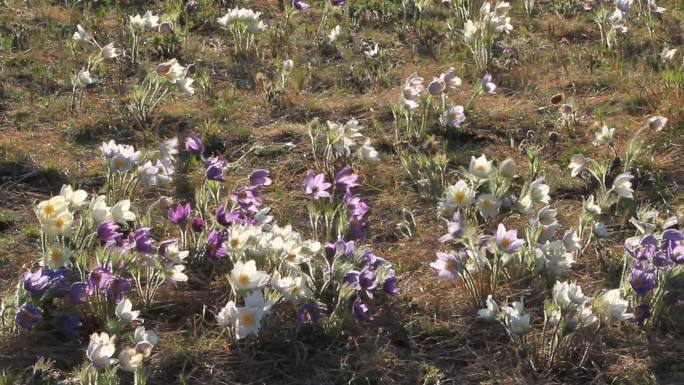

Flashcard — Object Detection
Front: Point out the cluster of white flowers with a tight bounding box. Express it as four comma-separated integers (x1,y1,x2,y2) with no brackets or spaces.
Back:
216,223,322,339
129,11,160,31
463,2,513,45
100,138,178,187
156,59,196,94
327,119,379,162
86,326,159,371
478,296,532,336
70,24,121,88
217,8,267,34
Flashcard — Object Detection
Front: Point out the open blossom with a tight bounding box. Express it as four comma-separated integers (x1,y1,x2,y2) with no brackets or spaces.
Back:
100,43,121,59
168,203,191,224
529,178,550,205
442,67,462,91
443,105,466,128
553,281,590,309
229,260,270,291
118,348,144,372
16,304,42,329
72,24,87,41
594,289,633,323
440,210,465,242
185,135,204,155
628,264,657,296
563,230,581,252
43,243,71,270
612,173,634,199
328,25,342,43
217,290,272,339
503,300,532,335
205,230,227,259
204,157,227,181
477,194,500,219
115,298,141,323
430,251,467,281
87,332,117,368
353,297,373,321
60,185,88,209
304,171,331,200
469,154,493,178
495,224,524,254
593,124,615,145
583,194,601,214
568,154,587,177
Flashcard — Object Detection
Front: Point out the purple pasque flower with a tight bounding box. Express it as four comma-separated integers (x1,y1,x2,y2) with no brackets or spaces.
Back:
86,265,116,296
430,251,467,281
24,269,50,295
46,269,72,296
325,239,355,259
297,303,321,325
126,227,155,255
631,303,651,326
231,186,262,212
106,276,133,301
69,282,86,304
56,314,82,338
482,74,496,93
629,263,657,296
345,267,377,298
344,193,369,218
353,296,373,321
168,203,191,225
97,220,121,246
216,202,241,227
383,272,398,296
191,217,205,232
670,245,684,264
292,0,311,10
334,167,359,193
347,215,368,241
331,0,346,6
205,230,227,259
249,169,272,187
363,251,386,269
439,210,465,243
495,223,525,254
185,0,198,13
625,235,658,261
204,157,227,182
185,135,204,156
16,303,42,329
304,170,331,200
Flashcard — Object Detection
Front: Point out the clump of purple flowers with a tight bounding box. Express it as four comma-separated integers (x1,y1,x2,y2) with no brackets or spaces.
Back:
624,229,684,326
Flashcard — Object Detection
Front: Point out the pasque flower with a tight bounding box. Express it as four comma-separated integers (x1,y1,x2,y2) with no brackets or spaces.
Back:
185,135,204,155
205,230,227,259
628,264,657,296
86,332,117,368
304,171,332,200
249,169,272,187
334,167,359,193
168,203,191,225
229,260,270,291
439,210,465,242
96,220,122,247
430,251,467,281
495,223,524,254
16,303,42,329
297,303,321,325
612,173,634,199
204,157,227,182
353,296,373,321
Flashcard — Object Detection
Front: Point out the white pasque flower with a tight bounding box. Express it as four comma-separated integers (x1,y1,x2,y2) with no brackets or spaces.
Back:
582,194,601,215
529,178,550,205
72,24,87,41
72,68,97,87
593,289,633,323
647,115,668,131
115,298,141,323
568,154,587,177
86,332,117,368
477,194,500,220
593,222,609,238
229,260,270,291
477,295,499,319
440,180,474,214
328,25,342,43
60,185,88,209
611,173,634,199
89,195,111,224
401,72,424,110
118,348,144,372
593,124,615,145
271,272,312,302
217,290,272,339
100,43,121,59
469,154,493,178
43,243,72,269
35,196,68,223
562,230,581,252
164,263,188,283
498,158,516,178
111,200,136,225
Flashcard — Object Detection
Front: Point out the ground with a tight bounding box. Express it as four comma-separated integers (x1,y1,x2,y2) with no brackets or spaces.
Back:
0,0,683,384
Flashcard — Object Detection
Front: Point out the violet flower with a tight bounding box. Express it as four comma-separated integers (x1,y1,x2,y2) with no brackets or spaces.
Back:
56,314,82,338
97,220,121,246
353,297,373,321
192,217,205,232
86,265,116,296
126,227,155,254
249,169,272,187
304,170,331,200
231,186,262,212
204,157,227,182
335,167,359,193
24,269,50,295
168,203,191,224
69,282,86,304
325,239,355,259
185,135,204,156
217,203,240,227
106,276,133,301
383,272,398,296
331,0,346,5
16,303,42,330
297,303,321,325
430,251,467,281
631,303,651,326
347,215,368,241
206,230,227,259
344,193,369,218
629,264,657,296
293,0,311,10
495,223,525,254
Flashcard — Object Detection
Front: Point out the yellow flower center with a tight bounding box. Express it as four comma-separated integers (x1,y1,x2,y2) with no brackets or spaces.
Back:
475,164,485,173
114,159,125,168
55,217,66,229
43,204,55,217
241,312,255,326
238,274,250,286
454,191,466,204
286,254,297,262
50,249,63,262
230,239,240,249
501,238,511,248
481,200,492,209
446,260,456,271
